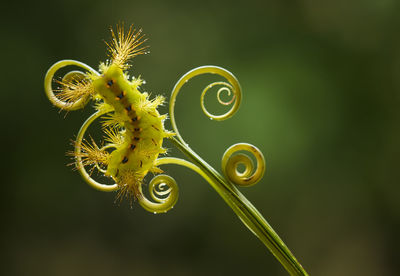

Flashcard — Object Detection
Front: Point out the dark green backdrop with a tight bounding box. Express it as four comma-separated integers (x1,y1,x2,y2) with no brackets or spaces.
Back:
1,0,399,275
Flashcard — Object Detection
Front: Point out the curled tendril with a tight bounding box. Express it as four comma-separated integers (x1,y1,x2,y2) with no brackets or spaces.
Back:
200,81,235,119
95,144,117,174
138,174,179,214
75,110,118,192
169,66,242,144
75,112,181,213
222,143,266,187
217,85,235,106
63,70,86,83
44,59,99,110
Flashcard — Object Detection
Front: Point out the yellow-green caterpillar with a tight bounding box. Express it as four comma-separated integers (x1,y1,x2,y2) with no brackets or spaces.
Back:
45,24,173,201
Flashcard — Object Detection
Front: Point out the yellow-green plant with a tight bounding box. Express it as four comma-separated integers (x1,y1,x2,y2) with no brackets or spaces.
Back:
44,24,308,275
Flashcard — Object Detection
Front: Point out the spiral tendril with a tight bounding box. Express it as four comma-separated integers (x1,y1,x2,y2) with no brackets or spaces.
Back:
44,59,99,110
222,143,266,187
138,174,179,213
169,66,242,144
75,110,119,192
200,81,236,119
94,144,117,174
217,85,236,106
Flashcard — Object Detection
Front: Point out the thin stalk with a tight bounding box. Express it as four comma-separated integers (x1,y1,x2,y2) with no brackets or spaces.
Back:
171,137,308,276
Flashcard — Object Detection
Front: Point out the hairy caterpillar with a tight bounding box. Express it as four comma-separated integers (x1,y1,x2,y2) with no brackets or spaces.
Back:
45,24,174,202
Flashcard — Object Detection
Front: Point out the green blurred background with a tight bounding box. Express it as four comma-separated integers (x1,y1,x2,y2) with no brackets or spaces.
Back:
1,0,399,275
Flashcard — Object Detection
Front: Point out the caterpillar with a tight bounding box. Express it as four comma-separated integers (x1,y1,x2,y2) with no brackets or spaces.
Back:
45,24,174,202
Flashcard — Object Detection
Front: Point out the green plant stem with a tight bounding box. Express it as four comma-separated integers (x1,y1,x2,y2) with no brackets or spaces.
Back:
170,137,308,276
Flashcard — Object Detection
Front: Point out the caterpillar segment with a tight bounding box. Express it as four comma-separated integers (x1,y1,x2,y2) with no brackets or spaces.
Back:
92,64,171,199
50,24,174,201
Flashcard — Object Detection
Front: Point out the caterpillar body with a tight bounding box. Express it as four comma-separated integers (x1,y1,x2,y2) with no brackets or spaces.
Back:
46,25,173,201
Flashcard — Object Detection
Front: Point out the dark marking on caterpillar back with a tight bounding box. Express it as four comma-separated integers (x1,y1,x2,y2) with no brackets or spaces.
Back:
95,62,167,188
116,92,124,100
119,96,129,107
107,79,114,88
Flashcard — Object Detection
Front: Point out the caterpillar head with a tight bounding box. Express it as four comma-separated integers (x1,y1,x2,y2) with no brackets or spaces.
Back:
53,24,148,110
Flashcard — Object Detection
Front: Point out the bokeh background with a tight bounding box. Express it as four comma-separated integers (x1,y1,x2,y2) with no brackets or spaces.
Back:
1,0,399,275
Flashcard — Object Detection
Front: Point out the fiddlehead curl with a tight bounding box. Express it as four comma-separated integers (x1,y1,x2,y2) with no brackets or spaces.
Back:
44,59,99,110
138,174,179,214
169,66,242,143
222,143,266,187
